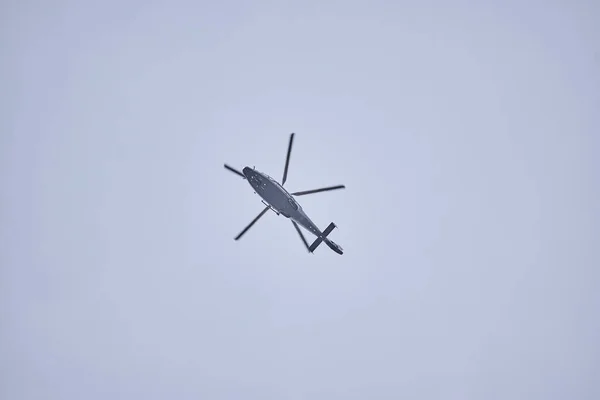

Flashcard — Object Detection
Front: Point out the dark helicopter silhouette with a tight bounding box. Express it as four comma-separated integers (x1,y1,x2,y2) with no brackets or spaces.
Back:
224,133,345,255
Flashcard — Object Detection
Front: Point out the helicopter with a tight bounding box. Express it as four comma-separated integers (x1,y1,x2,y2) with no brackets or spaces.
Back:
224,133,345,255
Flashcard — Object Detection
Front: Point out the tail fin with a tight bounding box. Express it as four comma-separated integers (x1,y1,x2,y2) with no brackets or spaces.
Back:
308,223,343,255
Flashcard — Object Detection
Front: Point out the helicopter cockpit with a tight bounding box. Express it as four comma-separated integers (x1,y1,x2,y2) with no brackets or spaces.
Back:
249,174,266,191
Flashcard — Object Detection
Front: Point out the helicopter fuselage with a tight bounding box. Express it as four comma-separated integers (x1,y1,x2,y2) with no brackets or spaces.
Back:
242,167,324,238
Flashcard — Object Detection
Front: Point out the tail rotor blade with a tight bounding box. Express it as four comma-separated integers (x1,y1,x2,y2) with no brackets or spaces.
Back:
234,206,270,240
224,164,246,179
282,133,294,185
291,185,345,196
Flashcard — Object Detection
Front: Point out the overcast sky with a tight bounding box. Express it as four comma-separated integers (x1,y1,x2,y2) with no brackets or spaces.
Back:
2,1,599,399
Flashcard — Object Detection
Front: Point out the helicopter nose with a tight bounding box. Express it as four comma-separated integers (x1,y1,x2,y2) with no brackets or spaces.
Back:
242,167,252,178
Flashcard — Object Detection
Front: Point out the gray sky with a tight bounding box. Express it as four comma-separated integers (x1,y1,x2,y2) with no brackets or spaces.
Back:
2,1,599,399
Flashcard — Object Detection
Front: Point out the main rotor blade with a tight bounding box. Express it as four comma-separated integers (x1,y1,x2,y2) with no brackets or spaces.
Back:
234,206,270,240
224,164,246,179
291,185,346,196
291,220,310,252
281,133,294,185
